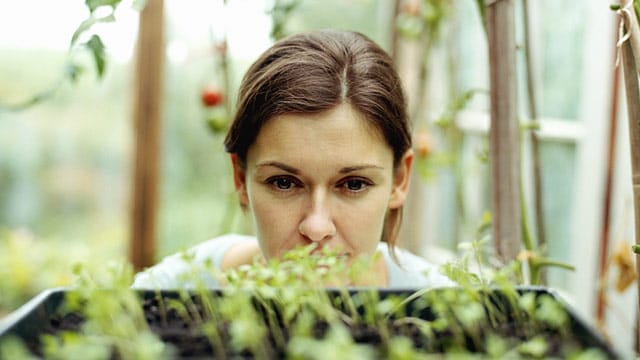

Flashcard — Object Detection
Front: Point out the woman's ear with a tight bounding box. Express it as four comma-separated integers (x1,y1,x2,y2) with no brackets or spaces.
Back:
389,149,413,209
231,154,249,207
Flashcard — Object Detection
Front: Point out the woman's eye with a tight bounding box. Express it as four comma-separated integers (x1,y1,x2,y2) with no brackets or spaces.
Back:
340,178,370,192
270,177,296,190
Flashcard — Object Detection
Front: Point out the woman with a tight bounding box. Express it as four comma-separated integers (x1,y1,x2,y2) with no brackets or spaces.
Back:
132,30,453,289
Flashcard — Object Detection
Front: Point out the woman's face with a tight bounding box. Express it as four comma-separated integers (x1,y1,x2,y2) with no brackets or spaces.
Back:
232,103,413,262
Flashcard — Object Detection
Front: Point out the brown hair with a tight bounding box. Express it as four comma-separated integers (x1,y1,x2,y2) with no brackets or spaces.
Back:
224,30,412,257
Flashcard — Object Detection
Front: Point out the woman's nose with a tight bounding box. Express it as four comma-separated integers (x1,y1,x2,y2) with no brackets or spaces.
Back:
298,196,336,242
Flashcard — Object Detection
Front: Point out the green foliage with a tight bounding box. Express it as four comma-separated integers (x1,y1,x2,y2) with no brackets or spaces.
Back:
70,13,115,48
0,0,144,111
0,230,93,315
46,262,173,359
0,337,39,360
288,323,375,360
84,35,106,78
71,0,140,80
516,335,548,358
0,226,124,317
0,244,614,359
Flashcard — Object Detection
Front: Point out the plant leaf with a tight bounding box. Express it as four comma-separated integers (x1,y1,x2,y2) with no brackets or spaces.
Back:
70,14,116,47
71,17,97,47
85,35,106,78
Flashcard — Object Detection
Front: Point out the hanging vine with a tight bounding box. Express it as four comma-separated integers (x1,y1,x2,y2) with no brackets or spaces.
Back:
0,0,146,112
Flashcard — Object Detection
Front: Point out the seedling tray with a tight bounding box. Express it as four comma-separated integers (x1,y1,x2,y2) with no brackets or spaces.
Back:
0,286,621,359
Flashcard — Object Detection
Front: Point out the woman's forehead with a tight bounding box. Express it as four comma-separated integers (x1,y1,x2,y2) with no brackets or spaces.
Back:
260,105,385,144
247,104,393,167
263,104,384,141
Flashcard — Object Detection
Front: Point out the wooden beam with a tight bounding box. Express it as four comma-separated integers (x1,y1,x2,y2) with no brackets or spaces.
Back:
129,0,165,271
486,0,521,262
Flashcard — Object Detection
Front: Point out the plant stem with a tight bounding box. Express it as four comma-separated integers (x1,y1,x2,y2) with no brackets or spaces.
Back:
521,0,547,264
619,2,640,352
533,259,576,272
519,176,539,284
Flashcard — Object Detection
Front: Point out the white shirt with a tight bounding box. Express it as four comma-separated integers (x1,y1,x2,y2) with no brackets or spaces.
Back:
132,234,455,289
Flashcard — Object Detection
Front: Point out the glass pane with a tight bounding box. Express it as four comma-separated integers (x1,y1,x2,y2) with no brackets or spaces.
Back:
538,0,586,119
539,141,576,287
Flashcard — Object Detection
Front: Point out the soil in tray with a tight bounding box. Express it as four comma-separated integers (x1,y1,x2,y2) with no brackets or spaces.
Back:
25,293,606,359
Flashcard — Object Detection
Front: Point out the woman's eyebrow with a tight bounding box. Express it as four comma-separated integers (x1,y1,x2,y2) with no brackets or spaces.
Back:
339,164,385,174
256,161,300,174
256,161,384,174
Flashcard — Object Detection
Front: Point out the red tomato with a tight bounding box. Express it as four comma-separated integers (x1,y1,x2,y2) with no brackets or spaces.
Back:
201,87,224,107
